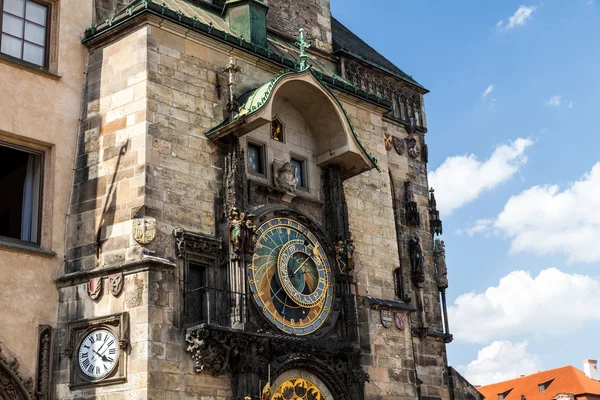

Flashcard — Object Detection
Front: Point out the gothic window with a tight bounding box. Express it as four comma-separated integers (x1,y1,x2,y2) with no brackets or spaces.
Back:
393,267,404,299
0,142,43,244
290,157,306,189
247,141,265,176
1,0,50,67
399,95,407,120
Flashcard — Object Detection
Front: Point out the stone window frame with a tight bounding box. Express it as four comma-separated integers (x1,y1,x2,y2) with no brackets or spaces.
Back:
0,0,59,75
289,152,308,191
246,139,267,179
0,132,55,255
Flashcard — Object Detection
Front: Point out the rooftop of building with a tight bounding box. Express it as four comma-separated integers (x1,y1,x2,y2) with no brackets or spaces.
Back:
477,365,600,400
83,0,426,93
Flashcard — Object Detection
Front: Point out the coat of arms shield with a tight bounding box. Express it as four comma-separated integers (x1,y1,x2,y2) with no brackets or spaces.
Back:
383,133,393,151
108,273,124,297
132,218,157,245
380,310,392,328
395,312,406,330
393,136,405,155
87,277,102,300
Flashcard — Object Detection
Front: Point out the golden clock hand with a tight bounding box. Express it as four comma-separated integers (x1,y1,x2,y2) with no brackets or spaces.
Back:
292,257,311,276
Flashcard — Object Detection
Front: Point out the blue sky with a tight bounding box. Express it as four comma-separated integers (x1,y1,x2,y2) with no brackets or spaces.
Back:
332,0,600,385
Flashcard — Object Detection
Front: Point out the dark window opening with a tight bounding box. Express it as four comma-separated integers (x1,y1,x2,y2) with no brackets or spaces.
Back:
393,267,403,299
290,157,306,188
539,379,553,392
1,0,50,67
184,262,208,326
247,142,265,175
0,144,42,243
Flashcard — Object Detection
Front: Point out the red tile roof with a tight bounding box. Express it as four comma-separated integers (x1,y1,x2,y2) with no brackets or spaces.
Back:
478,366,600,399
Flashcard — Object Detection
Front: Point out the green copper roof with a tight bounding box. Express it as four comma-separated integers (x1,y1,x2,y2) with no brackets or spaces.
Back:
207,68,379,170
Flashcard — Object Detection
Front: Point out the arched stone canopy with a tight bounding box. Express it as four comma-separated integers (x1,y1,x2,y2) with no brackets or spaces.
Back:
0,350,33,400
207,69,379,179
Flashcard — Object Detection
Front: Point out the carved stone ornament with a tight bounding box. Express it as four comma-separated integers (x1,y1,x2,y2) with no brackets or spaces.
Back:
173,228,222,259
380,310,392,328
0,343,34,400
395,312,406,330
132,217,157,245
429,188,443,237
87,277,102,300
406,137,421,159
423,296,431,315
383,133,393,151
35,326,52,400
274,161,297,194
393,136,406,156
186,326,368,400
108,273,124,297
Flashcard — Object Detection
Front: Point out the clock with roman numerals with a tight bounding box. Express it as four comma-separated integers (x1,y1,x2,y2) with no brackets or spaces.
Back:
77,329,119,379
67,312,128,388
248,217,334,336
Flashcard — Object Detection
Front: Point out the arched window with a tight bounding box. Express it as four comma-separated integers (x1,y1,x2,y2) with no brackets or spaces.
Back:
399,95,407,120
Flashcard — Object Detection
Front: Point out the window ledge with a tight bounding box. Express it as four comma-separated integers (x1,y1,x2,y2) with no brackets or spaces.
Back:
0,239,56,257
0,54,61,80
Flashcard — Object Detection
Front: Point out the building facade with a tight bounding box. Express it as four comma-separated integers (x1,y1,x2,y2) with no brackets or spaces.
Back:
0,0,480,399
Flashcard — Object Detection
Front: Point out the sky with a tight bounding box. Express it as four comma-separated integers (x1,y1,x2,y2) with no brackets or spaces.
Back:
331,0,600,387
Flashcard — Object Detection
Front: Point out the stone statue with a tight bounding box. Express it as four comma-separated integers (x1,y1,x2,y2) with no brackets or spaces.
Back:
244,214,258,255
409,237,425,287
334,234,355,272
228,207,244,253
275,162,297,193
434,239,448,290
346,234,355,271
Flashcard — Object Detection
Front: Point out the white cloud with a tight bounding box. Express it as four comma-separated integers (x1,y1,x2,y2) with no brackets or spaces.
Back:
568,101,574,108
545,95,562,107
481,85,495,100
456,219,494,236
504,5,538,30
459,341,540,386
492,163,600,263
449,268,600,343
428,138,533,216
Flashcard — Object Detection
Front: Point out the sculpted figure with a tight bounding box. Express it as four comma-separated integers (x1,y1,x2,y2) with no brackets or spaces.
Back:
346,234,355,271
275,162,297,193
409,237,425,287
335,239,346,271
434,239,448,290
228,208,244,253
244,214,258,255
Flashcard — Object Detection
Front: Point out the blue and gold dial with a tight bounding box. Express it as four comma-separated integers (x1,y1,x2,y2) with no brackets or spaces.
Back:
249,218,334,336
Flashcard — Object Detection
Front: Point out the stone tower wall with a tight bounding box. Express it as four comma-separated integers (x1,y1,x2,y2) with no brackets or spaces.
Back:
264,0,333,53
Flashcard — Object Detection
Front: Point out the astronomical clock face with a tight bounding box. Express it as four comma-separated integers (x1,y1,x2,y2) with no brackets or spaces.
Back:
249,218,334,335
77,329,119,380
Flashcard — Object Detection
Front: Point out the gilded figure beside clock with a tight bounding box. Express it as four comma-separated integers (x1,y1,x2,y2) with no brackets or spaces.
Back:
248,217,334,336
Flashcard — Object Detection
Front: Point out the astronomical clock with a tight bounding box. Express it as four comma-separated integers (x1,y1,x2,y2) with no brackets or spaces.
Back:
248,217,334,336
